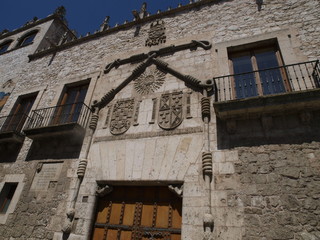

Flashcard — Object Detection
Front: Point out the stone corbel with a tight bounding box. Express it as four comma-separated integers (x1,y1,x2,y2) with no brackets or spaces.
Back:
61,208,75,234
96,185,113,197
168,184,183,198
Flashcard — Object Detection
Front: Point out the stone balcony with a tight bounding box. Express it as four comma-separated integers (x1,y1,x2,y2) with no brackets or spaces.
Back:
23,102,91,139
213,60,320,119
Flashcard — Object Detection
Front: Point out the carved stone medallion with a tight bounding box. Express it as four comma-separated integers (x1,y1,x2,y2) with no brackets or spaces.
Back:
109,98,135,135
145,20,166,47
158,92,183,130
134,65,166,95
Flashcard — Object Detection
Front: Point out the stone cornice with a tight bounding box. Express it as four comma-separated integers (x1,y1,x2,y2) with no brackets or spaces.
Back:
28,0,221,61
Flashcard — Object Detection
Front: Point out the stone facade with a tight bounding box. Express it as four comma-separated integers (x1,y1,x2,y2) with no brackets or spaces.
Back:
0,0,319,239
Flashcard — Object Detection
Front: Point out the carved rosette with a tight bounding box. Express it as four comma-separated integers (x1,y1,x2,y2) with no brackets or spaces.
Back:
158,92,183,130
134,65,166,95
109,98,135,135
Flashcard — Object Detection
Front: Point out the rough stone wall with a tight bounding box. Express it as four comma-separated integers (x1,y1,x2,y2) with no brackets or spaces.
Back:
0,159,75,239
233,142,320,239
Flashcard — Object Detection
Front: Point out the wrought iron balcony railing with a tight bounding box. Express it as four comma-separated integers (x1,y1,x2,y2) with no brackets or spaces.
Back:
0,113,31,134
213,60,320,102
24,102,91,130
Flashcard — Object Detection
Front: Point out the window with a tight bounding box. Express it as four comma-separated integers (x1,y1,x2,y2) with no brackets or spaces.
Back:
92,186,182,240
52,82,89,125
17,31,37,47
228,41,289,99
1,93,37,133
0,40,12,54
0,183,18,213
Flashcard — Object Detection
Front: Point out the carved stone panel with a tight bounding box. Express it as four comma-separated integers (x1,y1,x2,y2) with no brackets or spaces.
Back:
30,162,63,192
134,65,166,95
145,20,166,47
158,92,183,130
109,98,135,135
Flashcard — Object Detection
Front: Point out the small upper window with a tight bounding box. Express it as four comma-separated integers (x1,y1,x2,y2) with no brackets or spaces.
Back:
18,31,38,47
0,40,12,54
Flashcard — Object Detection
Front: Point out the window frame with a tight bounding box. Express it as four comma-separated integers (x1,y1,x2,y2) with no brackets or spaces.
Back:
17,30,38,48
0,40,13,54
228,40,291,99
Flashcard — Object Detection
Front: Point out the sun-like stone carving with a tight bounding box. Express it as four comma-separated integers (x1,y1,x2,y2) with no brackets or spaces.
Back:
134,65,166,95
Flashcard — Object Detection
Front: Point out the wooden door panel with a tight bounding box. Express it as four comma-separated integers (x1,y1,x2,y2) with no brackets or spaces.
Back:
123,203,135,226
106,229,118,240
109,202,122,224
92,186,182,240
120,230,132,240
141,204,154,227
91,228,105,240
156,204,169,228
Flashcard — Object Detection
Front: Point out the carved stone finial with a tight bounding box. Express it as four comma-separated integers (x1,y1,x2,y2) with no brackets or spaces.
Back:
203,213,214,240
24,17,38,27
132,2,148,20
100,16,110,31
96,185,113,197
168,184,183,197
256,0,263,11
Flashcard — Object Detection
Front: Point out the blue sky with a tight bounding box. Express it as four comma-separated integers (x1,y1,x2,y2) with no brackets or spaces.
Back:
0,0,190,36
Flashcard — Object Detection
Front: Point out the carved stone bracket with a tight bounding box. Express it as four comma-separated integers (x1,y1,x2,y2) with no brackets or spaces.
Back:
168,184,183,198
62,208,75,234
96,185,113,197
36,163,43,173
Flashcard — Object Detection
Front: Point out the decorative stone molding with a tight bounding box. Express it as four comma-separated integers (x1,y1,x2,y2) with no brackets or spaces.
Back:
77,159,88,178
145,20,166,47
134,65,166,95
201,97,210,121
202,152,213,176
168,184,183,197
96,185,113,197
89,113,99,130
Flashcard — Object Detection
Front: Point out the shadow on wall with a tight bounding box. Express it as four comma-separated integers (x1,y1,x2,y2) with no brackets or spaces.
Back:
216,110,320,149
26,134,84,160
0,142,23,162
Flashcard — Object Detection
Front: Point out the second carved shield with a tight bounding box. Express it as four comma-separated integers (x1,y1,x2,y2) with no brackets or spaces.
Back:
158,92,183,130
109,98,135,135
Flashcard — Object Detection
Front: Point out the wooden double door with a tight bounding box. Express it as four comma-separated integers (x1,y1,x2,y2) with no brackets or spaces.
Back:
92,186,182,240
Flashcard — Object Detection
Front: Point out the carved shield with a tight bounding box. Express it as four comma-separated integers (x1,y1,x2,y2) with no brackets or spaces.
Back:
158,92,183,129
109,99,135,135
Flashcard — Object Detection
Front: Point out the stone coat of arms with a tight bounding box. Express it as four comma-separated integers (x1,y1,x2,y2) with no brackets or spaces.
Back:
109,98,135,135
158,92,183,129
